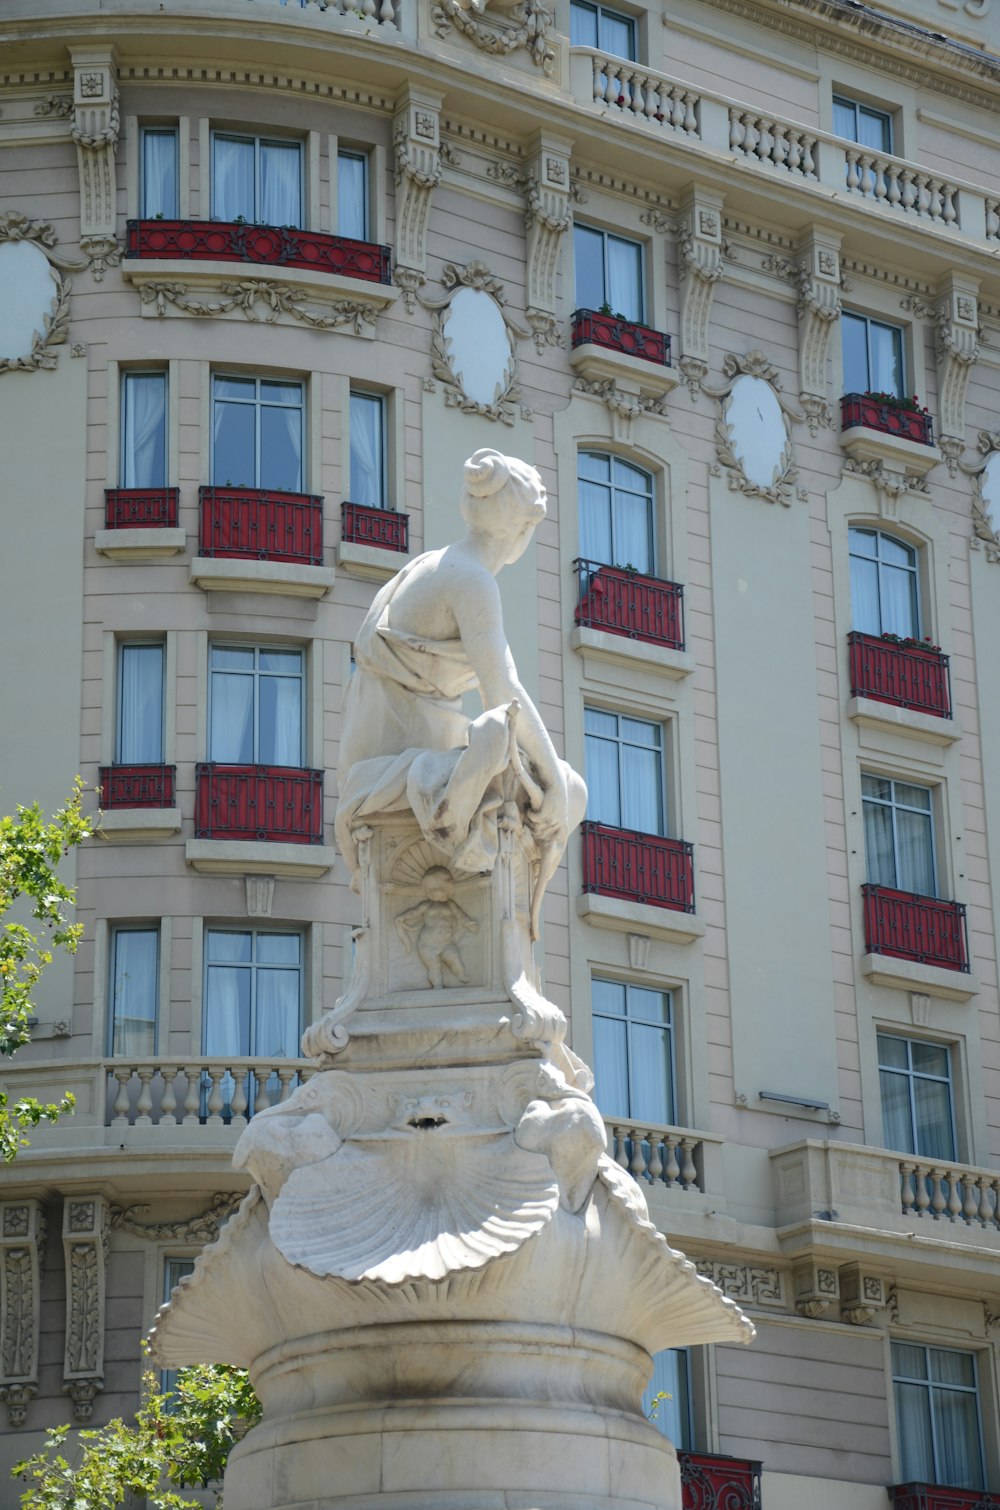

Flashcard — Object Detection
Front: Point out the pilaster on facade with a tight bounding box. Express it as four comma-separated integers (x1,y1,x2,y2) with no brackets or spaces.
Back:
674,186,725,397
69,47,120,281
524,132,572,353
795,229,842,435
392,86,444,312
0,1200,46,1429
61,1195,109,1423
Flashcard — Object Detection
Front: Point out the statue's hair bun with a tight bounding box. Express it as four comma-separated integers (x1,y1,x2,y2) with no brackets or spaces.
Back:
464,448,510,497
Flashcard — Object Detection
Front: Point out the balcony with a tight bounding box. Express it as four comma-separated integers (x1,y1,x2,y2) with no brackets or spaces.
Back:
841,394,934,447
188,764,336,878
571,308,671,367
890,1487,997,1510
603,1117,725,1213
338,501,411,580
190,486,335,598
678,1453,762,1510
107,1058,316,1131
126,219,391,284
579,822,701,944
848,632,952,719
862,883,969,973
96,486,185,559
100,763,175,808
569,306,678,402
574,559,684,648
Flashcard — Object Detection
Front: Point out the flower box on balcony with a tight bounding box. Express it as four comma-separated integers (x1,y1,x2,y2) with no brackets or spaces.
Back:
848,631,952,718
862,883,969,973
341,501,409,553
581,820,695,912
126,219,392,284
105,487,179,529
100,764,175,809
841,392,934,446
575,559,684,650
572,308,671,366
678,1451,762,1510
889,1484,998,1510
195,764,324,845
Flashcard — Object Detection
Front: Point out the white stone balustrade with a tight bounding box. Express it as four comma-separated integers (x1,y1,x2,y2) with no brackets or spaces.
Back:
605,1117,705,1191
900,1159,1000,1229
843,148,958,225
107,1058,316,1129
586,50,700,135
728,109,817,178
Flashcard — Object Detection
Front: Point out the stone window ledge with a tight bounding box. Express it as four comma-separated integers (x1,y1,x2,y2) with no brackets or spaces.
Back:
336,539,411,581
95,527,187,560
570,625,694,680
189,557,335,599
569,343,679,400
839,425,941,478
848,696,960,748
185,839,337,880
576,891,705,945
862,951,977,1002
95,808,183,842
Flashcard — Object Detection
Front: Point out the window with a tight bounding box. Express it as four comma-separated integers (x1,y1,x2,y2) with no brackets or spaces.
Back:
117,643,165,764
833,95,893,154
642,1349,692,1449
878,1033,955,1160
161,1257,196,1396
121,371,167,489
140,128,179,219
578,452,655,575
109,927,159,1055
570,0,636,58
574,225,644,323
849,528,920,640
892,1342,985,1490
862,774,936,897
203,929,302,1065
338,149,369,240
209,645,304,766
349,391,386,508
211,375,304,491
592,978,675,1125
585,708,665,835
842,311,905,400
211,133,302,227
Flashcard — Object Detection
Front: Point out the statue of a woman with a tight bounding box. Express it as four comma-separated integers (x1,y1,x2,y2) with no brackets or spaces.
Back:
336,448,586,930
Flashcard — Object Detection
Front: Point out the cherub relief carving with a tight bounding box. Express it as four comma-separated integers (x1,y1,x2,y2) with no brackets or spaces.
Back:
395,866,479,988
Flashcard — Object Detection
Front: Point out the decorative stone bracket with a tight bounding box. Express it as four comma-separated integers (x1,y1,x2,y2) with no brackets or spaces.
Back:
62,1195,109,1422
393,88,444,313
0,1200,47,1427
900,276,979,474
524,136,571,354
70,47,121,282
792,1259,840,1319
842,456,931,520
838,1264,887,1326
656,188,725,398
763,231,842,434
572,375,670,444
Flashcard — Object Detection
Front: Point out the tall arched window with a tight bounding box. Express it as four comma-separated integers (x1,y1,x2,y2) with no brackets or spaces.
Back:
849,526,920,639
578,451,655,575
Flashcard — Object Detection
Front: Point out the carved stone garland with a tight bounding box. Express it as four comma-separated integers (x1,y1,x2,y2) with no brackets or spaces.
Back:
136,279,378,335
70,49,121,282
966,430,1000,564
0,1200,47,1428
422,261,528,425
0,212,86,374
109,1192,242,1244
900,278,980,475
430,0,555,75
62,1195,109,1422
704,350,805,507
393,90,444,313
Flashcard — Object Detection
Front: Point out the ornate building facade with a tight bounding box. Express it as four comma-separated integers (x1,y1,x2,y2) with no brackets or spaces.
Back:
1,0,999,1503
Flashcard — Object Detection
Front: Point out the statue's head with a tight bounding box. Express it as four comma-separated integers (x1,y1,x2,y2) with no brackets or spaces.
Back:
460,448,546,564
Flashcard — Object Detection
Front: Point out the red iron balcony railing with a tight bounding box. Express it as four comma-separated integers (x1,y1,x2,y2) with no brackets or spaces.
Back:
574,558,684,649
889,1485,997,1510
341,501,409,553
571,308,671,366
198,486,323,566
841,393,934,446
105,487,179,528
848,632,951,718
679,1452,762,1510
99,764,175,809
195,764,324,844
125,219,392,284
581,820,695,912
863,883,969,972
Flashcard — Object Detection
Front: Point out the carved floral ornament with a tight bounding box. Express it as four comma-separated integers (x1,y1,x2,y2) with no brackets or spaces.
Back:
422,261,528,425
967,431,1000,565
704,350,805,507
430,0,555,75
0,212,86,374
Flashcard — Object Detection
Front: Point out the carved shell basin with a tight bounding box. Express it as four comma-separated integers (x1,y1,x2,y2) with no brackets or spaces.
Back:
0,241,59,360
442,287,514,407
270,1131,559,1283
724,373,788,489
981,452,1000,531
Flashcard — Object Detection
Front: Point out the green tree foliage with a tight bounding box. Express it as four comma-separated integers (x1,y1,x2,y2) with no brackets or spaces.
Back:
14,1365,262,1509
0,781,90,1162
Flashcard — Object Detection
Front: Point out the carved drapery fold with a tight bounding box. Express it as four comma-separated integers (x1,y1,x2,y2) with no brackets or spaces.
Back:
524,136,571,353
62,1195,109,1422
901,277,979,473
70,48,121,282
0,1200,46,1427
392,89,444,312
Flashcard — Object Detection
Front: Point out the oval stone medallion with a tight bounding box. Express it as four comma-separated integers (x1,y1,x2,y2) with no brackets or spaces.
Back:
442,286,514,407
0,241,59,362
725,373,788,490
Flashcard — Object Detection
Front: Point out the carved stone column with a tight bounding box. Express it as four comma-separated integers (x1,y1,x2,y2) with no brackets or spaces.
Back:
794,229,842,434
675,186,725,395
392,87,444,313
524,132,572,353
934,274,979,473
62,1194,109,1421
70,47,121,282
0,1199,47,1428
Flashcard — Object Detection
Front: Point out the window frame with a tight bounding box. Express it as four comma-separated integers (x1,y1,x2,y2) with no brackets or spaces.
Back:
209,130,305,227
833,93,894,155
877,1030,957,1160
202,926,304,1061
116,640,167,765
139,126,180,219
891,1340,987,1490
577,450,657,575
841,310,907,401
848,526,922,639
591,975,677,1127
337,147,370,241
573,222,646,324
584,705,668,837
349,388,388,510
642,1347,693,1449
120,369,169,490
207,642,306,767
108,925,160,1057
570,0,638,58
210,373,306,492
861,772,938,898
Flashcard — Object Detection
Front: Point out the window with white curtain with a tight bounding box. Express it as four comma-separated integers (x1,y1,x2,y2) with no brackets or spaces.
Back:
211,133,303,226
842,311,906,399
833,95,894,154
861,774,936,898
211,375,304,491
642,1348,693,1449
570,0,637,58
878,1032,956,1160
578,451,655,575
117,643,165,764
161,1257,196,1396
140,128,179,218
121,371,167,489
585,708,665,836
592,978,675,1126
109,927,159,1055
849,528,920,640
891,1342,985,1490
574,224,644,323
349,390,386,508
209,645,304,766
338,149,369,240
203,929,302,1065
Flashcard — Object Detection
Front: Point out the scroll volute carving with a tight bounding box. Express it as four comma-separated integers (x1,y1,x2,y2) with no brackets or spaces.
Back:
392,87,444,312
524,134,571,353
795,230,842,435
69,47,121,281
675,187,725,396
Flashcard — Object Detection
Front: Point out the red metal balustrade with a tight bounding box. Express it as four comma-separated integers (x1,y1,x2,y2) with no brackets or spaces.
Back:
126,219,392,284
862,884,969,972
678,1452,762,1510
99,764,175,809
848,631,951,718
198,486,324,565
104,487,179,528
195,765,324,844
889,1486,998,1510
341,501,409,553
575,558,684,649
581,820,695,912
841,393,935,446
571,308,671,366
